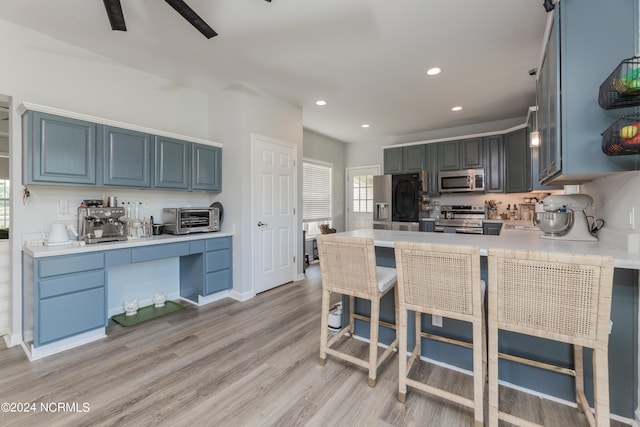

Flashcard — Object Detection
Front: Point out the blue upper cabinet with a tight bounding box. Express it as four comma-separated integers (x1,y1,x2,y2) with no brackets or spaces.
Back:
154,136,190,189
21,107,223,192
102,125,152,187
192,143,221,192
23,111,97,185
537,0,639,184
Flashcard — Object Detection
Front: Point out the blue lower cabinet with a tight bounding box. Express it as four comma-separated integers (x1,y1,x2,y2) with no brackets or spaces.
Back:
205,269,233,294
204,236,233,295
26,235,233,348
38,286,106,345
34,255,106,347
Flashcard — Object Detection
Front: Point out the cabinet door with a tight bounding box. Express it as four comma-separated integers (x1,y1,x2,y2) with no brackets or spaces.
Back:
545,16,560,180
504,129,531,193
155,136,190,189
383,148,402,174
192,144,221,192
102,126,152,187
26,112,97,185
438,141,460,171
425,143,439,196
484,135,504,193
461,138,484,169
402,145,426,173
38,286,105,346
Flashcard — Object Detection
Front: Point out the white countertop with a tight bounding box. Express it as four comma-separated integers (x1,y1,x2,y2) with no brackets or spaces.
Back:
23,232,233,258
336,228,640,270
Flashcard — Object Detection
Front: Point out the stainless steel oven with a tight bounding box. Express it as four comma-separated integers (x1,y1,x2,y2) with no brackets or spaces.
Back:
163,207,220,234
434,205,486,234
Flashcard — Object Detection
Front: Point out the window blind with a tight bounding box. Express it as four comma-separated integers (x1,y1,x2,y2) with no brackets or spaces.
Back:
303,161,332,222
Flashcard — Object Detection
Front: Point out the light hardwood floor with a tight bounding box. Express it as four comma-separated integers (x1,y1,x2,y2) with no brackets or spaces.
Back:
0,264,627,426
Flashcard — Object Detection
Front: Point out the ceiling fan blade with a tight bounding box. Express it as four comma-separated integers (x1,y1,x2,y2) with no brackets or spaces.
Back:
103,0,127,31
164,0,217,39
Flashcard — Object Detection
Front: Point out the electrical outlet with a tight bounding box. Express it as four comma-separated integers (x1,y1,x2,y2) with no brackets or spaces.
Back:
629,207,636,230
142,200,150,209
432,315,443,327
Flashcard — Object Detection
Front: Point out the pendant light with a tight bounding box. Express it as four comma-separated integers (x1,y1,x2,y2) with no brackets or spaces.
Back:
530,74,540,147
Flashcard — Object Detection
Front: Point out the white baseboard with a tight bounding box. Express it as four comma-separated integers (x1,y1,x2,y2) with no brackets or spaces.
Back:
295,273,306,281
194,290,230,306
24,329,106,361
3,330,22,348
228,289,254,302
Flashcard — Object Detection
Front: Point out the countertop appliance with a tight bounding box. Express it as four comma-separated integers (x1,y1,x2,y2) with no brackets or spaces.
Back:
163,207,220,234
438,169,485,193
435,205,486,234
78,206,127,244
533,194,598,241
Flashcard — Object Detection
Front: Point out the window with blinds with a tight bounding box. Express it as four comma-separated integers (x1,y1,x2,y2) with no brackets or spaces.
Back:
303,160,332,237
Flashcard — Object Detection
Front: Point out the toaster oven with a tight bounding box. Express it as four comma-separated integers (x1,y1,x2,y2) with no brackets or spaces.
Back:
162,207,220,234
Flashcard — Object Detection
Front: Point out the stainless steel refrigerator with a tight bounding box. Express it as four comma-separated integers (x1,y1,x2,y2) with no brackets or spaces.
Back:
372,175,392,230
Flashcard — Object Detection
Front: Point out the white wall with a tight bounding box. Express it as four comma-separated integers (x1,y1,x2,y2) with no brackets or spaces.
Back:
0,18,211,346
208,84,303,297
303,128,347,232
582,171,640,249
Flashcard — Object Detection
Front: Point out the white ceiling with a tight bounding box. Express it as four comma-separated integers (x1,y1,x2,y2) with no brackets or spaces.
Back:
0,0,548,145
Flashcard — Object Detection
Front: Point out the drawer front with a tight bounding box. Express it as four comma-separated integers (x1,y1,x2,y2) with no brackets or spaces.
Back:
105,249,131,268
205,249,232,273
189,240,205,254
205,269,232,295
38,287,106,346
39,270,105,299
206,236,231,251
38,253,104,278
131,242,189,263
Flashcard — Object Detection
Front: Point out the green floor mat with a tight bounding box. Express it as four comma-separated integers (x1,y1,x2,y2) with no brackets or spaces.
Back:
111,301,184,327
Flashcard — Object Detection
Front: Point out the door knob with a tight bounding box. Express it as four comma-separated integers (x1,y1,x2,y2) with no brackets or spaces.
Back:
257,221,268,227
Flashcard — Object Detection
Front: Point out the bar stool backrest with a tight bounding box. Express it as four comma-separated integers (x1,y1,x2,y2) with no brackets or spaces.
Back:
395,242,481,318
317,235,379,297
488,249,614,348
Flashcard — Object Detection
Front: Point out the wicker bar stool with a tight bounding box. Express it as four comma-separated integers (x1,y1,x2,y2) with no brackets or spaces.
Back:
394,242,485,427
487,249,614,427
317,234,398,387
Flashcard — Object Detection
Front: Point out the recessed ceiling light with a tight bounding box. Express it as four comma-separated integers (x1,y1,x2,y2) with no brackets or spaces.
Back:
451,106,463,112
315,100,327,106
426,67,442,76
361,124,370,128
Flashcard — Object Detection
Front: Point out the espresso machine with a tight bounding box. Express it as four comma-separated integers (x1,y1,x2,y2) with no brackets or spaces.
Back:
77,206,127,244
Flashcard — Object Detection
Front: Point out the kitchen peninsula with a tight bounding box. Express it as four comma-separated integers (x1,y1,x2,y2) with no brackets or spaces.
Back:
22,232,233,361
337,227,639,419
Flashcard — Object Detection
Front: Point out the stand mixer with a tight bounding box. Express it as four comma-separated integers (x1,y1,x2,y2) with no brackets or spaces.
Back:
533,194,598,241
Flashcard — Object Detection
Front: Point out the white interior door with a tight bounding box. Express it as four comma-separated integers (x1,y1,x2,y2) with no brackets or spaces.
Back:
346,165,380,231
253,134,297,294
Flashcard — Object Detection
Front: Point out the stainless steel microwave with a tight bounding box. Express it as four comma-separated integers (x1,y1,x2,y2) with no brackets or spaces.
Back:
438,169,485,193
163,207,220,234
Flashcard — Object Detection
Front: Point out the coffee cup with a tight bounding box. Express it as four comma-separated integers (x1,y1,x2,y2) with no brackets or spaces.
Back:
94,230,103,238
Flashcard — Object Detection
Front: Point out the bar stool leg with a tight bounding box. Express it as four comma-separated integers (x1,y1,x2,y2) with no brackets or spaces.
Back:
397,305,408,402
349,295,356,336
472,317,484,426
574,344,586,414
593,348,610,426
488,309,499,426
319,288,331,366
368,297,380,387
415,311,421,357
